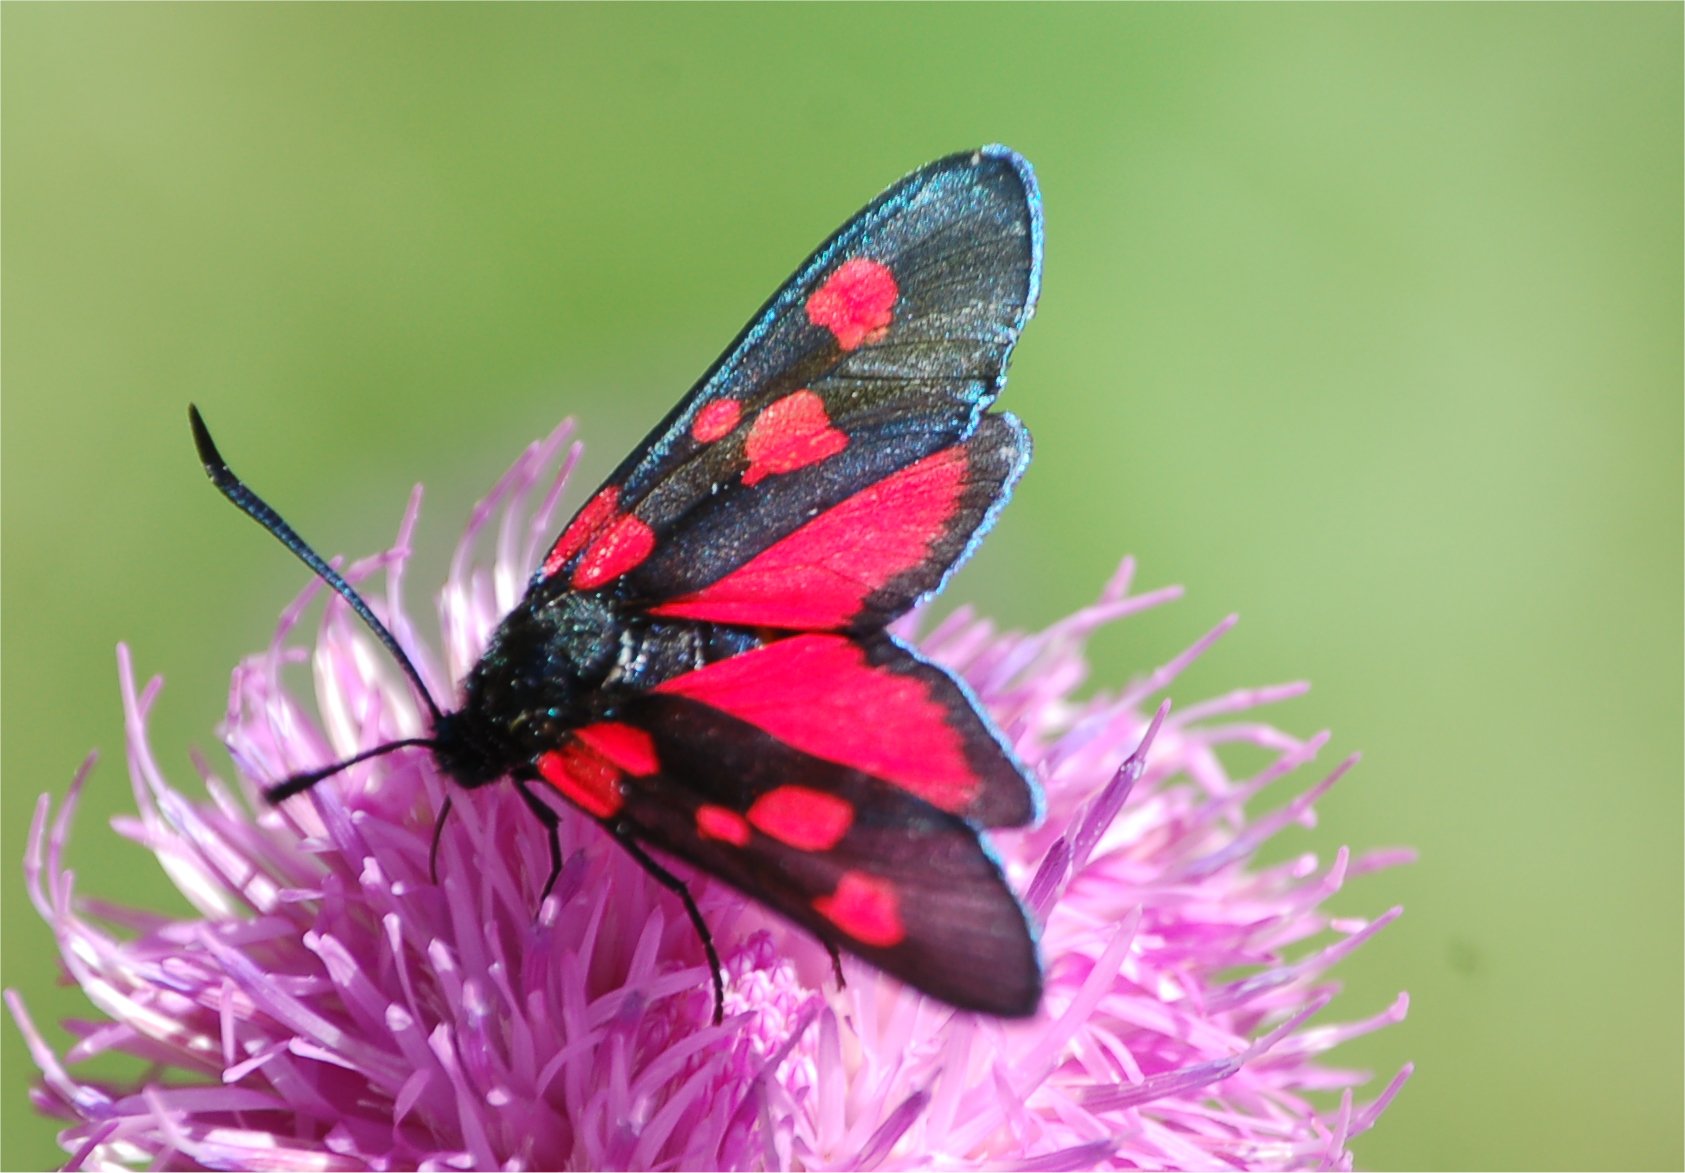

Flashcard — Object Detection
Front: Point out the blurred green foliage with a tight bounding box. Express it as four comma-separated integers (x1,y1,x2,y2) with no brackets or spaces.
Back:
4,6,1679,1170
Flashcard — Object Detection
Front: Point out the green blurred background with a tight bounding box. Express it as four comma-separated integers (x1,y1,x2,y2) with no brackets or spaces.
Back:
4,6,1679,1169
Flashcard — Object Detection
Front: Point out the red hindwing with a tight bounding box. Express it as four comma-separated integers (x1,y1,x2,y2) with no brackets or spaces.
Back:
644,414,1027,630
650,632,1035,828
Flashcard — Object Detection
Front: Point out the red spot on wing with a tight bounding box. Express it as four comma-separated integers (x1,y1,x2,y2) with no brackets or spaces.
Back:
653,635,978,812
814,871,905,947
742,390,848,486
747,785,854,851
542,486,620,578
692,399,742,444
572,512,656,590
537,742,624,819
575,722,659,776
651,445,969,628
696,805,751,846
806,258,898,351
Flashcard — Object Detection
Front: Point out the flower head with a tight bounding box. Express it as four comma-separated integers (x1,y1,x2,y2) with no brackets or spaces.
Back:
10,419,1411,1170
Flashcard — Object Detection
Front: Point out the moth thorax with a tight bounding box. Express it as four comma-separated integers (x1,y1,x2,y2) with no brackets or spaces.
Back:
443,592,624,778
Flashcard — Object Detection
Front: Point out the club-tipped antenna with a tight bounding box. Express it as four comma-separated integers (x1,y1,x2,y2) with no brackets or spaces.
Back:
189,405,446,728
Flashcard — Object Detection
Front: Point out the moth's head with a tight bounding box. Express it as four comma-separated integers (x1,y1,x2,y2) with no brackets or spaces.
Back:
429,709,516,791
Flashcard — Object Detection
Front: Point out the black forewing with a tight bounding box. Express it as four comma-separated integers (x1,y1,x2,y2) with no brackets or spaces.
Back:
533,146,1041,618
609,691,1043,1018
614,145,1041,503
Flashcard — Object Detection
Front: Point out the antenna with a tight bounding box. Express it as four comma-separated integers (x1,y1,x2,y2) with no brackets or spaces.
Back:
263,736,440,802
189,405,446,798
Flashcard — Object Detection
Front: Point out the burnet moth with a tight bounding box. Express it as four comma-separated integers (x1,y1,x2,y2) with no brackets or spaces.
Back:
193,145,1045,1022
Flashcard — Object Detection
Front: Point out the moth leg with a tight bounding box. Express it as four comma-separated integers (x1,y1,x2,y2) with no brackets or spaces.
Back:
512,777,566,905
613,832,726,1025
826,940,847,991
427,795,455,887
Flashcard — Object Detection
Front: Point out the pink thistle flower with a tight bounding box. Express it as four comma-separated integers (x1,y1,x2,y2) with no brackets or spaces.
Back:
10,419,1412,1170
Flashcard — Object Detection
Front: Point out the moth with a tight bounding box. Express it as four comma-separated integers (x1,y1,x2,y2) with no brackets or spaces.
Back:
194,146,1045,1021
